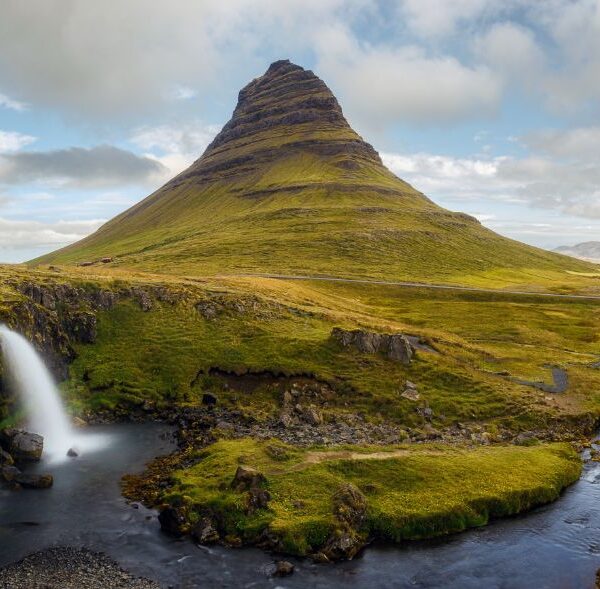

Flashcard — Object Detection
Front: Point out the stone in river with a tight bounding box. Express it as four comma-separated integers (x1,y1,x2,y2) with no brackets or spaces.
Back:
10,431,44,462
15,473,53,489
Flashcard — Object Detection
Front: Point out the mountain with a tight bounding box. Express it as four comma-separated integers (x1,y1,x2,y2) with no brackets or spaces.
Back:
33,60,593,285
554,242,600,263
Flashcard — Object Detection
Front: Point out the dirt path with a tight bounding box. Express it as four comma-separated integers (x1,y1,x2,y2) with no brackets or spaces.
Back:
269,448,446,475
218,272,600,301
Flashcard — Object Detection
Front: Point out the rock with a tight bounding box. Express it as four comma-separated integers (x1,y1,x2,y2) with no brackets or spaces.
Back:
321,529,364,561
0,427,19,447
202,392,218,406
386,334,414,364
273,561,295,577
1,465,20,482
331,327,414,364
78,261,94,267
15,473,53,489
196,301,218,319
100,257,113,263
10,431,44,461
72,416,87,428
130,288,153,312
231,465,266,492
67,447,79,458
247,487,271,513
158,506,187,537
301,404,323,426
191,517,220,544
0,448,14,466
332,483,367,527
401,381,420,401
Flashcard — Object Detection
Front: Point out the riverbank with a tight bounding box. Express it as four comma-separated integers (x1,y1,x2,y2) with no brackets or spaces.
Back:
0,547,160,588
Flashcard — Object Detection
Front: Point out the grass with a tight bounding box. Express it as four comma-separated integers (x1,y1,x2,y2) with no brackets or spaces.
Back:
163,437,581,555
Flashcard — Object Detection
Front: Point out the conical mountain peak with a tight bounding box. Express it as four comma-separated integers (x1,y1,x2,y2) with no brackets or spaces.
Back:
34,60,586,286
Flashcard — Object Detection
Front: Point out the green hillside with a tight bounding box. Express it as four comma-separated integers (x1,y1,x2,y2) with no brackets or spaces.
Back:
32,60,595,288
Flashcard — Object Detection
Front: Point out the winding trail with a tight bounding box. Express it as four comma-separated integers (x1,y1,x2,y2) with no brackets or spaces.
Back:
217,272,600,301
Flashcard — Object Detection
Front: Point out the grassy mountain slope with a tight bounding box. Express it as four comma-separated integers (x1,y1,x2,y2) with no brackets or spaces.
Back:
33,60,595,288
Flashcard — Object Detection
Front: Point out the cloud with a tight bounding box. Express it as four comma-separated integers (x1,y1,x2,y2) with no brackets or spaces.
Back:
383,129,600,220
131,122,220,178
522,126,600,160
0,92,27,111
398,0,501,39
0,131,36,153
0,145,166,188
315,27,502,125
0,217,105,249
0,0,358,118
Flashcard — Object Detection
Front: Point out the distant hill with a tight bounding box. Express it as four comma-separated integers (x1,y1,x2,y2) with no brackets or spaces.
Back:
554,242,600,263
33,60,594,285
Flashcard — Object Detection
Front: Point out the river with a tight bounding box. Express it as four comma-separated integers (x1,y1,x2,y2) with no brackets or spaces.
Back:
1,423,598,588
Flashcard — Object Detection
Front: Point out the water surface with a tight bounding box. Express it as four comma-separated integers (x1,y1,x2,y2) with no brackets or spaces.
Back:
1,423,599,588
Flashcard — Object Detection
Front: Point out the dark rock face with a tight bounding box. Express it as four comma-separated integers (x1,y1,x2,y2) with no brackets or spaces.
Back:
202,392,218,406
10,431,43,461
331,327,414,364
169,59,383,188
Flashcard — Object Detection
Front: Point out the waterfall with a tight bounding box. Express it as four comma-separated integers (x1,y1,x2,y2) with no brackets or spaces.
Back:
0,325,108,462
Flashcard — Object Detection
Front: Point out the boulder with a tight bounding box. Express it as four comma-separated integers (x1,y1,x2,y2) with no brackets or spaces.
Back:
321,529,364,561
273,561,295,577
0,448,14,466
231,465,266,492
100,257,113,263
15,473,53,489
386,334,413,365
0,427,19,447
158,506,188,537
331,328,414,364
301,405,323,426
332,483,367,528
1,465,20,482
191,517,220,544
401,381,420,401
10,431,44,461
67,447,79,458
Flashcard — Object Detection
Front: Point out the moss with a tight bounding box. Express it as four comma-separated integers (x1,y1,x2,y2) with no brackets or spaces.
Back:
164,438,581,555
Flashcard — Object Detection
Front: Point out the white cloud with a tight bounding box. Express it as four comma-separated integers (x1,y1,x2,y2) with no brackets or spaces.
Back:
398,0,500,39
0,92,27,111
315,27,502,125
0,217,105,249
131,122,220,178
0,131,36,153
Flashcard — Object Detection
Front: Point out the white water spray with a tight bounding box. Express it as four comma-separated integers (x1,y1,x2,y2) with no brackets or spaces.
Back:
0,325,108,462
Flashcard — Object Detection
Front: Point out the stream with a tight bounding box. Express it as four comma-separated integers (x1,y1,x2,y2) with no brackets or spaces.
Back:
1,422,599,589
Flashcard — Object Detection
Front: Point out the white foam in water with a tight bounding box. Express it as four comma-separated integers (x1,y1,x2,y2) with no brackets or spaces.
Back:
0,325,109,463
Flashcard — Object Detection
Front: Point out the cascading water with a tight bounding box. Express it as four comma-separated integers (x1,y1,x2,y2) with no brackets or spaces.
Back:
0,325,108,462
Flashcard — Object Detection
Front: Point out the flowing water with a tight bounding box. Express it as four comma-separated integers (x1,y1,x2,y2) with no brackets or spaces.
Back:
0,326,109,462
1,422,600,589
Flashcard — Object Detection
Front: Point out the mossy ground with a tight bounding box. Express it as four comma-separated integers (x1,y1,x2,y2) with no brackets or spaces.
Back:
163,438,581,555
0,263,598,552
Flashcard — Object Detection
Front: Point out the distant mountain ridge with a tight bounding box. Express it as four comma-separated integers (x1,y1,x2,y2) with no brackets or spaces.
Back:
33,60,594,285
554,242,600,263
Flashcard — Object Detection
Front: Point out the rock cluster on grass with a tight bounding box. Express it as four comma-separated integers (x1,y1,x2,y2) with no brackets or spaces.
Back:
331,327,414,365
231,465,271,514
0,428,53,490
401,380,420,401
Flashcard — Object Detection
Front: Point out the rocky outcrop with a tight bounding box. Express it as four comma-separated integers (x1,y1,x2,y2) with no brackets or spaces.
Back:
331,327,414,364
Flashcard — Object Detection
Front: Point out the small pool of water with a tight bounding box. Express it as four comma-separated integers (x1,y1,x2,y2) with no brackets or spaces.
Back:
1,423,599,588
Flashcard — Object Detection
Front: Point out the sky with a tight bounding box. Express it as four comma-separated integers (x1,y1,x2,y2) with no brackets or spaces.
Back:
1,0,600,262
